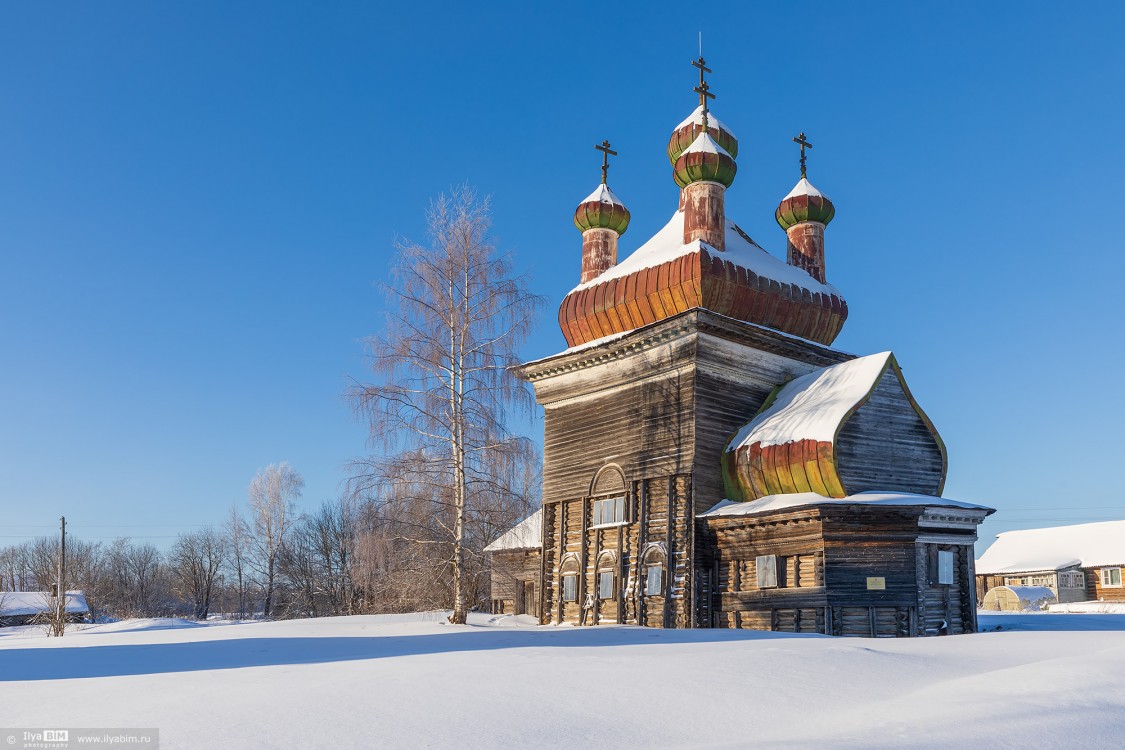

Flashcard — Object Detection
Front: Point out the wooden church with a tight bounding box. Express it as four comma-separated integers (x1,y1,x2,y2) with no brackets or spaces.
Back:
486,59,993,637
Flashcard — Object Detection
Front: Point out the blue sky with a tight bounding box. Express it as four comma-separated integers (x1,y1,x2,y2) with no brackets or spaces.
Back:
1,3,1123,553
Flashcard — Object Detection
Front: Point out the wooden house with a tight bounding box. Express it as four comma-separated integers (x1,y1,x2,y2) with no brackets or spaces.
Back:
487,60,993,636
975,520,1125,604
485,510,542,617
0,590,90,627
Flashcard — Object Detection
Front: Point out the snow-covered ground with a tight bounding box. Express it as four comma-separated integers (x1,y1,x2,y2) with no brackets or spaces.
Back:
3,611,1125,749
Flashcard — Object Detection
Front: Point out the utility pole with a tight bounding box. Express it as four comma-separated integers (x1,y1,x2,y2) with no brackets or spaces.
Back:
53,516,66,637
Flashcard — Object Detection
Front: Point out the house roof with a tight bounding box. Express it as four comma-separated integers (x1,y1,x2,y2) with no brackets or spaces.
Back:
484,509,543,552
0,591,89,617
699,491,992,518
976,520,1125,575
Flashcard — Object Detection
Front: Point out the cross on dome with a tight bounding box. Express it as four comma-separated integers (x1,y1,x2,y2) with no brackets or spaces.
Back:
793,132,813,179
595,140,617,185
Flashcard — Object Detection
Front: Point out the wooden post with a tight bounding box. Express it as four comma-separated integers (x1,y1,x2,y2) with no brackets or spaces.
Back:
579,497,589,626
662,478,675,629
636,479,648,626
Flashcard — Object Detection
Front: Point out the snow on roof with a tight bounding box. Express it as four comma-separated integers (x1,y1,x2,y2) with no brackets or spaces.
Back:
976,520,1125,575
782,177,827,201
726,352,892,451
484,509,543,552
570,209,841,295
675,104,733,136
0,591,89,617
683,131,732,159
699,491,992,518
580,182,627,207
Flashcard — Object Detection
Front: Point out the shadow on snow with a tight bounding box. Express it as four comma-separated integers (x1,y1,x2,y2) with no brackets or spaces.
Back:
0,625,809,682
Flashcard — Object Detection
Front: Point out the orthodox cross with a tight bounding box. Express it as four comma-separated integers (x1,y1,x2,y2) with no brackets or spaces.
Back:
793,132,813,179
595,140,617,184
692,56,715,111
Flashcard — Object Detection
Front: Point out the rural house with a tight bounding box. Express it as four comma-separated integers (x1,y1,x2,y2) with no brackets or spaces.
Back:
975,520,1125,605
487,59,994,636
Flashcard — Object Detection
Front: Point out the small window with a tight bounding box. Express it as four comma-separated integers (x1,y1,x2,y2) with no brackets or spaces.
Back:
1101,568,1122,588
562,574,577,602
598,571,615,600
592,496,626,526
646,564,663,596
756,555,777,589
938,550,955,585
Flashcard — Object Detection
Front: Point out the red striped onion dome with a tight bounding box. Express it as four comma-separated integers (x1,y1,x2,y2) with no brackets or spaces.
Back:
667,105,739,164
574,183,630,235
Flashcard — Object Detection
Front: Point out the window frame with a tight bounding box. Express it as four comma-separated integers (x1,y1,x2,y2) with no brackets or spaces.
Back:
1101,567,1122,588
562,574,578,602
590,495,627,528
937,550,955,585
598,570,615,600
645,564,664,597
756,555,778,589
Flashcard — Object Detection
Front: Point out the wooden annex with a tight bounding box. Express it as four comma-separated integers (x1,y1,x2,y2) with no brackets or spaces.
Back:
486,59,993,636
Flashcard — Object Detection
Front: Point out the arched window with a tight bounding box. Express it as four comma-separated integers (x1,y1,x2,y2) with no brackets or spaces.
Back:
597,551,617,600
642,545,666,597
590,465,628,527
560,555,580,603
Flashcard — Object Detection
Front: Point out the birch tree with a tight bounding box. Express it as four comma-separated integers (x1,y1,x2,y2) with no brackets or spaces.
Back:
351,186,541,624
248,462,303,618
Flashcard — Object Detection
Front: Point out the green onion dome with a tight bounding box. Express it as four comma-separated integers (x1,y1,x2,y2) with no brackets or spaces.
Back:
574,183,631,235
672,131,737,188
667,105,739,164
775,177,836,230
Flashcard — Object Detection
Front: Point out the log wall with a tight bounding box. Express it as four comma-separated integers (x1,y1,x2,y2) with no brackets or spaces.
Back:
488,549,542,616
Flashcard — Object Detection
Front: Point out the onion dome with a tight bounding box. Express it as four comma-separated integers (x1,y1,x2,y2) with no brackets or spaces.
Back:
673,131,737,188
574,183,630,235
776,177,835,230
667,105,739,163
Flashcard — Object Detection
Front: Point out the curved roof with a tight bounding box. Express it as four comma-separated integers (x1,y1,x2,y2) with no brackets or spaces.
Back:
722,352,947,500
729,352,893,449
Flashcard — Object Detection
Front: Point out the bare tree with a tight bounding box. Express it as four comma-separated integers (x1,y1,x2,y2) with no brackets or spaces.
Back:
170,527,226,620
224,506,251,619
350,186,541,623
247,462,303,618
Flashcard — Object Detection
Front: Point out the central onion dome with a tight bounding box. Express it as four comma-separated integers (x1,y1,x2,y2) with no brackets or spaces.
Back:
673,129,737,188
776,177,835,230
574,183,630,235
667,104,739,163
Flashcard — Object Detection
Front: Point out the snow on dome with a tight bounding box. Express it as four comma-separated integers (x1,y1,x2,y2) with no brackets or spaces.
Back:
682,131,733,159
484,509,543,552
783,177,827,201
699,491,991,518
975,520,1125,575
580,182,627,208
727,352,894,450
568,209,840,295
675,104,734,135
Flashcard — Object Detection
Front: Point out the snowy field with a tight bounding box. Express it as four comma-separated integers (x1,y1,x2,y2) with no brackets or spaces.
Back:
3,611,1125,749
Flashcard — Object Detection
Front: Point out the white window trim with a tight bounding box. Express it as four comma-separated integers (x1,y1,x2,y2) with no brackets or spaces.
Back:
1101,567,1122,588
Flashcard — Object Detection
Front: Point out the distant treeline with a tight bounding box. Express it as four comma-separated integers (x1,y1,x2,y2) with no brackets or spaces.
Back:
0,459,536,622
